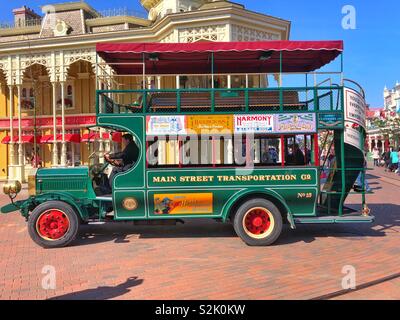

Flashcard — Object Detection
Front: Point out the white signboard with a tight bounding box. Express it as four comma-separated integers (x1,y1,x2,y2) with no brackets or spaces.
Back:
146,116,186,135
234,114,274,134
344,124,362,151
344,88,366,129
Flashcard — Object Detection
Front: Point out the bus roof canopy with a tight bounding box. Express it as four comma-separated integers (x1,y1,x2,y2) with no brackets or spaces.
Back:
96,40,343,75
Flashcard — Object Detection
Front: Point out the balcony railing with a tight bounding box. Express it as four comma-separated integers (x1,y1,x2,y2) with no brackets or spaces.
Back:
0,18,42,29
96,86,344,116
95,7,147,19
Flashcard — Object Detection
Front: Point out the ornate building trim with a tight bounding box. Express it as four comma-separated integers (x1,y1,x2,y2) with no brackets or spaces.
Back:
178,24,227,43
231,24,281,41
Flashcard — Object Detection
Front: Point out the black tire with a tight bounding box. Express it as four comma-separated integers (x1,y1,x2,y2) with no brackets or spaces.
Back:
233,198,283,246
28,201,80,248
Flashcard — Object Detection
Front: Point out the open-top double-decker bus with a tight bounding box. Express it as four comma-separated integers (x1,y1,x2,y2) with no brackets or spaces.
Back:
1,41,373,248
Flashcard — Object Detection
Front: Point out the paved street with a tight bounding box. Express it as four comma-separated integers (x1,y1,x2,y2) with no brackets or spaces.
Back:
0,166,399,300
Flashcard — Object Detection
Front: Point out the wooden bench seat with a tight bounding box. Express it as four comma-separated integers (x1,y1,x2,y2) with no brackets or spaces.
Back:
148,90,305,111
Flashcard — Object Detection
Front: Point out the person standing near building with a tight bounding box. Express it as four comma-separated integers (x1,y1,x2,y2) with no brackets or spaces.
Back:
390,147,399,172
383,148,391,171
372,147,380,166
397,148,400,175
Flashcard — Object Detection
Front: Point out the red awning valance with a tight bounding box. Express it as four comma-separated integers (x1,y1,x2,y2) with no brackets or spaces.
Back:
81,132,116,142
96,41,344,75
81,132,99,142
39,134,81,144
1,135,39,144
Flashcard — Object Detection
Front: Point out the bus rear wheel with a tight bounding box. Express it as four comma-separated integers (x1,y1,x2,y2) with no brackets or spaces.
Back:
28,201,80,248
233,198,282,246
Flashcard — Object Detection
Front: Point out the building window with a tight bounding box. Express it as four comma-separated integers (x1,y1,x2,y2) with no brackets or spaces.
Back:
21,85,35,110
57,81,74,110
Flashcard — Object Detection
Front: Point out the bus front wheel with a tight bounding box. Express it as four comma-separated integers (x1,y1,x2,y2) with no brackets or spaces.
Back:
233,198,283,246
28,201,80,248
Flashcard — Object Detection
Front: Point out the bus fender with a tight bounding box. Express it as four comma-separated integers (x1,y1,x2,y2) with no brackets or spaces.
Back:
222,189,296,229
29,192,90,221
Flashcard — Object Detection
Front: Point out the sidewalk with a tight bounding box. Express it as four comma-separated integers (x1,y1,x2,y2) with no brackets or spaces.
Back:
368,164,400,187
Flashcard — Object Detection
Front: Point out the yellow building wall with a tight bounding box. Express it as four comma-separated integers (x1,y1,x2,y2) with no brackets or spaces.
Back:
0,130,8,179
0,82,9,117
0,82,9,179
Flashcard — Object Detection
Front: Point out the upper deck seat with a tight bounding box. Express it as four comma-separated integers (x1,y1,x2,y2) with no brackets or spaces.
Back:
248,91,304,111
147,90,306,112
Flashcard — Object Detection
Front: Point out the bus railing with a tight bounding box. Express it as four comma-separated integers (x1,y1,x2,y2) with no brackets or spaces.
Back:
96,86,343,115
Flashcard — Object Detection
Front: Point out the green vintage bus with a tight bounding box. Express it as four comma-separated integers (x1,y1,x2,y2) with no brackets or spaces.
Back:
1,41,373,248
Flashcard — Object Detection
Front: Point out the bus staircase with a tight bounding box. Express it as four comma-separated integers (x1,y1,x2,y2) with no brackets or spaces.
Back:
295,131,374,225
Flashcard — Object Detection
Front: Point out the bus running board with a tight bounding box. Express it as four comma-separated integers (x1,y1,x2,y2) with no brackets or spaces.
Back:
295,213,375,224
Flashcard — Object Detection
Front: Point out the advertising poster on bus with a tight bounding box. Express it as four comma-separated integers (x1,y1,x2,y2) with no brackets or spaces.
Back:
187,115,233,134
146,116,186,135
276,113,316,133
234,114,274,134
153,193,213,215
344,87,366,129
344,125,363,151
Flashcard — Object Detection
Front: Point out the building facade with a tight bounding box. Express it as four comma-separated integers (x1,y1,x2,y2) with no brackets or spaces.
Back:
0,0,291,181
367,82,400,153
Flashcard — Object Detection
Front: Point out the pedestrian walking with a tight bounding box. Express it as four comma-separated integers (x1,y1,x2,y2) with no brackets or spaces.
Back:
372,147,380,166
383,148,391,171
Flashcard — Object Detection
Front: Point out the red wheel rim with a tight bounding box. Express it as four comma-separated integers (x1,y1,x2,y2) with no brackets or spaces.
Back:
243,207,274,238
36,209,70,241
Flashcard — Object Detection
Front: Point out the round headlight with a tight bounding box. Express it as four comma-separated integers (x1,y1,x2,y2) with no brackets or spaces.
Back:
3,183,10,195
3,181,22,196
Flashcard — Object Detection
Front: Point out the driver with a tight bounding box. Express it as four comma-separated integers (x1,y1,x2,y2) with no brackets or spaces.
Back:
104,134,139,189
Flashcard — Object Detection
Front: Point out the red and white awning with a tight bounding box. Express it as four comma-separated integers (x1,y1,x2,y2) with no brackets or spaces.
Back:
96,40,344,75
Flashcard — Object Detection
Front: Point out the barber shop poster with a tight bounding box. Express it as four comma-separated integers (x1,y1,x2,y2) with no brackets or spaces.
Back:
234,114,274,134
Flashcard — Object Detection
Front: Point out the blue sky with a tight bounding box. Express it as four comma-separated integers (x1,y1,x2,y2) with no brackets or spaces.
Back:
1,0,398,108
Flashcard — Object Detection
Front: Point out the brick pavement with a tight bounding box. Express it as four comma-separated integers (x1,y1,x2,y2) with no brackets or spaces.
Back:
0,167,399,300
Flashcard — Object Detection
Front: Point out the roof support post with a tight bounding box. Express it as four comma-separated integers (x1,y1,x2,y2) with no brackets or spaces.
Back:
211,52,215,112
279,51,283,112
51,82,58,166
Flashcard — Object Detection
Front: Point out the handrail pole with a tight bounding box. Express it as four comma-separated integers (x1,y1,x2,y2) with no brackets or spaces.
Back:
338,130,346,216
177,89,181,113
279,51,283,112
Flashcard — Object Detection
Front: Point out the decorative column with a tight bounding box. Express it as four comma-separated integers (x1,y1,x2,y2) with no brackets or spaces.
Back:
17,85,23,166
158,139,166,165
227,75,232,89
157,76,161,89
225,137,233,165
60,81,67,166
8,85,15,166
254,139,261,164
11,84,25,182
147,76,152,89
98,128,104,164
51,82,58,166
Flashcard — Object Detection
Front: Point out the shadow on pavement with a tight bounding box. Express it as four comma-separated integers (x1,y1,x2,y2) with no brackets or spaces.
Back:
71,202,399,247
74,219,236,247
49,277,143,300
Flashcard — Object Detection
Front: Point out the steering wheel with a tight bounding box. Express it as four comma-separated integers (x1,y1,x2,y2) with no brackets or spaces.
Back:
104,153,123,167
89,162,109,180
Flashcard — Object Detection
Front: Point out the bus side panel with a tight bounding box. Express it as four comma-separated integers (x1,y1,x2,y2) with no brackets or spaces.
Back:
113,190,146,219
97,115,145,189
272,187,318,216
146,189,242,219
